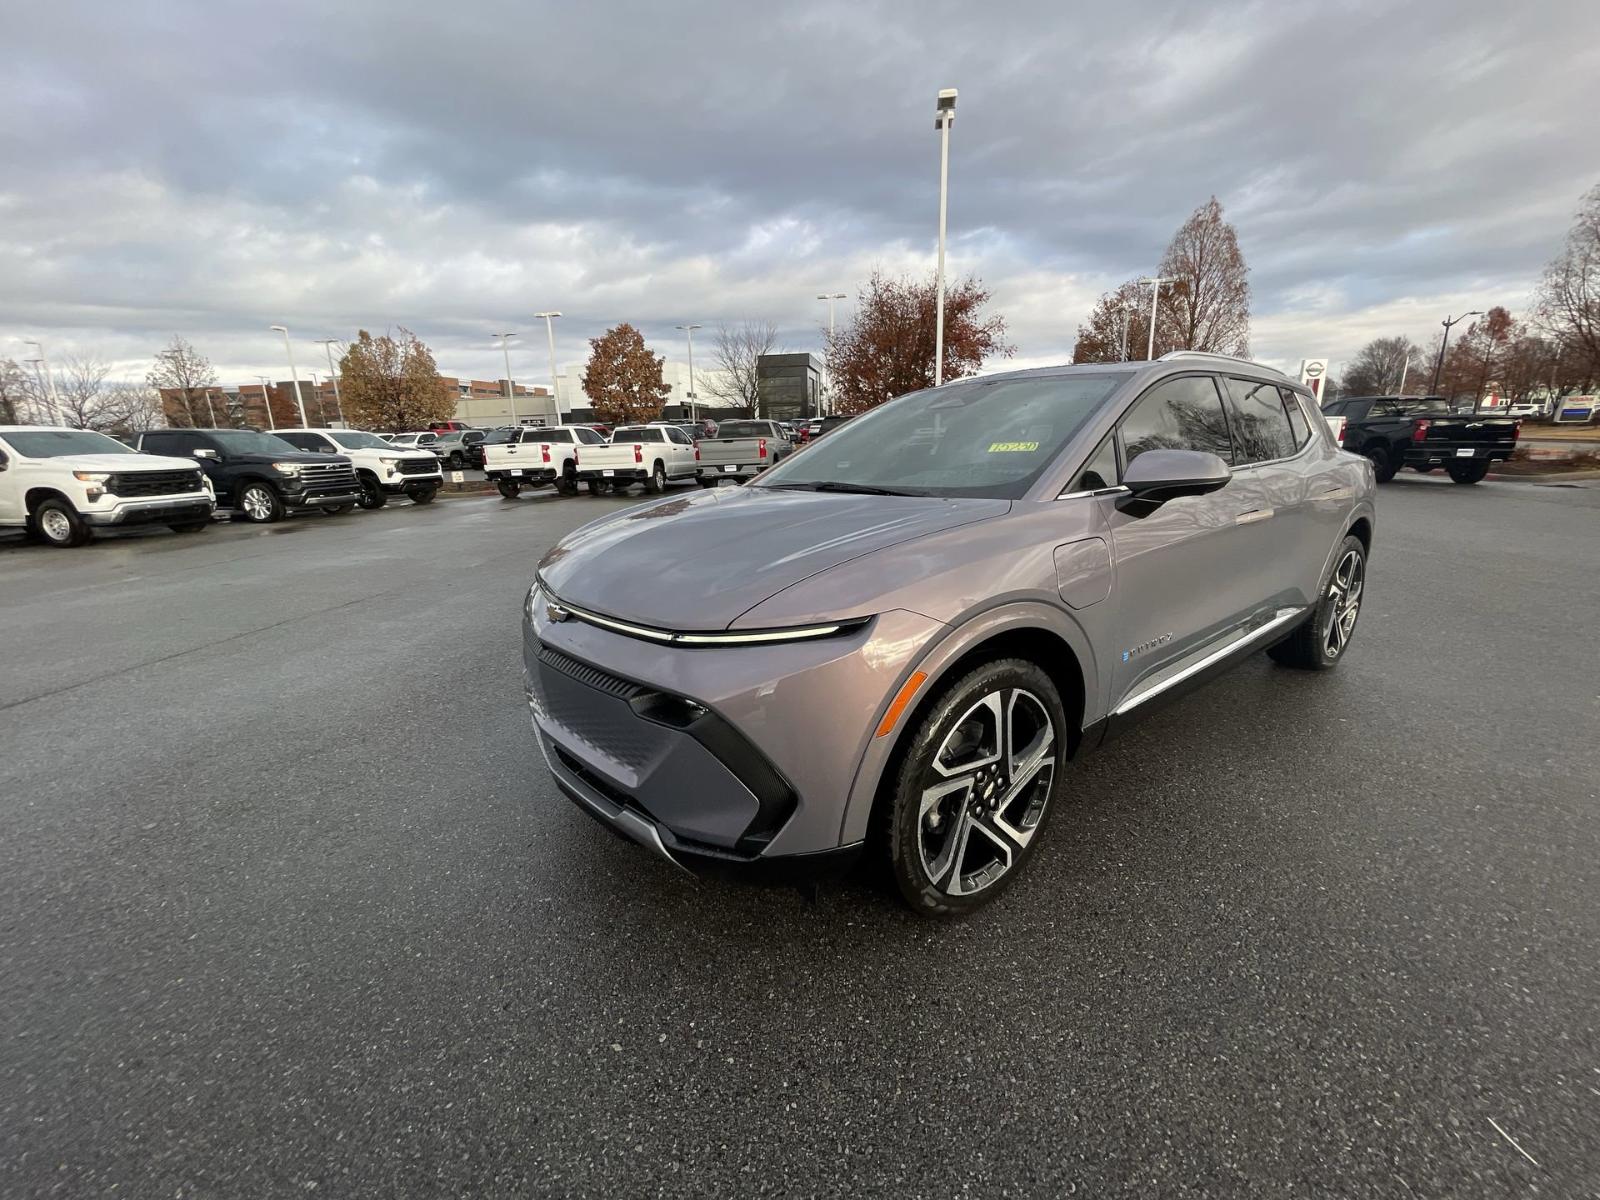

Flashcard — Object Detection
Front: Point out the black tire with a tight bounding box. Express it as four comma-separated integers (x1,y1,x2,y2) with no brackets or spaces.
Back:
585,480,609,495
32,497,93,547
885,658,1067,917
1363,443,1397,483
697,477,718,488
1446,459,1490,484
168,522,209,534
236,481,285,523
357,475,388,509
1412,465,1435,474
1267,534,1366,671
644,460,667,494
555,469,579,496
496,480,522,500
410,487,438,505
320,503,355,515
448,451,465,469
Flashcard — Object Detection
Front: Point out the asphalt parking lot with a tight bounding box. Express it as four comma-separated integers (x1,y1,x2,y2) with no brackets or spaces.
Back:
2,476,1598,1197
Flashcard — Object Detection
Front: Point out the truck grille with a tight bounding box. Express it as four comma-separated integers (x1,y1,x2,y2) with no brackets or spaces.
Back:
298,461,359,495
107,469,204,497
396,458,439,476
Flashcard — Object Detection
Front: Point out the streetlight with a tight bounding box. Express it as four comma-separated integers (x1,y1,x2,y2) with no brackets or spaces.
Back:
1429,311,1482,396
534,312,563,423
1137,277,1176,360
23,340,62,423
933,88,957,387
494,332,521,426
315,339,343,425
817,293,846,414
256,375,277,430
675,324,702,421
269,325,308,425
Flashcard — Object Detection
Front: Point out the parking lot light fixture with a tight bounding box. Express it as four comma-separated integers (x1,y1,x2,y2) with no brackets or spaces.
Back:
315,339,344,424
534,312,563,423
1430,311,1483,396
933,88,957,387
494,332,521,426
256,376,277,430
675,324,702,421
817,293,846,413
23,340,63,424
1138,277,1176,360
269,325,308,426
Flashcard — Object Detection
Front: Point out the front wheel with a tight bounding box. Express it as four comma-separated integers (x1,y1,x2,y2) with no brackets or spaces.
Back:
1446,459,1490,484
1267,534,1366,670
496,480,522,499
357,476,388,509
237,482,285,523
1363,443,1397,483
320,503,355,515
885,659,1066,917
555,469,579,496
409,487,437,505
33,498,93,547
644,461,667,494
448,452,465,469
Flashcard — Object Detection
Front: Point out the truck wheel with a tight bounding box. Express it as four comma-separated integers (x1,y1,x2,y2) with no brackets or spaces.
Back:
168,522,209,534
357,475,387,509
497,480,522,499
644,461,667,494
1446,460,1490,484
410,487,438,504
585,480,609,495
698,477,718,488
555,468,579,496
1267,534,1365,671
238,482,285,523
320,503,355,515
33,498,93,547
449,451,465,469
1363,444,1397,483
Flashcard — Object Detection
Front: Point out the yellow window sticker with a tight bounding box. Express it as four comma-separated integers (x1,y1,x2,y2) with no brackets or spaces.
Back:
987,440,1040,453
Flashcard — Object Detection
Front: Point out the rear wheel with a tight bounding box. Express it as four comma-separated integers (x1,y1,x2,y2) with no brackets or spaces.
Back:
644,461,667,494
33,498,92,547
1363,443,1397,483
1446,459,1490,484
496,480,522,499
357,475,387,509
886,659,1066,917
698,477,718,488
237,482,284,523
1268,534,1366,670
555,468,579,496
409,487,438,505
585,480,609,495
320,502,355,515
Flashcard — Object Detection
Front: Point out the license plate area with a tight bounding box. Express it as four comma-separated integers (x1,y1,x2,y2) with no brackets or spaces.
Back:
510,468,523,476
602,469,615,477
723,464,739,473
1455,448,1475,457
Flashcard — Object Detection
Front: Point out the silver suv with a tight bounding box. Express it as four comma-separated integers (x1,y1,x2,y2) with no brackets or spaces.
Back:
523,353,1376,914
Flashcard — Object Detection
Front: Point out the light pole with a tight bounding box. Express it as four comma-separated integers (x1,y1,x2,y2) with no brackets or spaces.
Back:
315,339,343,424
256,375,277,430
1138,277,1175,360
23,340,62,423
533,312,563,423
269,325,308,425
675,324,702,421
817,293,845,414
494,332,521,426
1429,311,1482,397
933,88,957,386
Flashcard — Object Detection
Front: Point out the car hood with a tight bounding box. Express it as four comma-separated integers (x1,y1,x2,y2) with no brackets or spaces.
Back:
47,454,201,472
538,486,1010,630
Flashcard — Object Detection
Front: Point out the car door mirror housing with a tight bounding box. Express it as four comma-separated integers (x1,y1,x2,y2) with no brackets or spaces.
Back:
193,448,219,460
1116,450,1231,513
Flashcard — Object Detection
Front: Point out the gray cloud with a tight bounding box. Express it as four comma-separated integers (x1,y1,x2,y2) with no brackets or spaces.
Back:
3,0,1597,386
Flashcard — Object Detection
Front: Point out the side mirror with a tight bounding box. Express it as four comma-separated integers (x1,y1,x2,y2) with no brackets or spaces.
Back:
193,448,219,460
1116,449,1231,514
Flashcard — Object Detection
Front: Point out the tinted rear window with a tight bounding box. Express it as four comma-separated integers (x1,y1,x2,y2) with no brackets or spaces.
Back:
716,421,769,438
610,429,661,443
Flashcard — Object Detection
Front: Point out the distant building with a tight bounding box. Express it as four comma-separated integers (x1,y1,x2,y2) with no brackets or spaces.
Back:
756,353,823,420
160,376,559,430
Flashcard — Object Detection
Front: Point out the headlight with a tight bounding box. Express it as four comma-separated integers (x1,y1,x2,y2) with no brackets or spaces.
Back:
379,456,400,467
73,471,111,483
524,581,541,624
272,462,304,475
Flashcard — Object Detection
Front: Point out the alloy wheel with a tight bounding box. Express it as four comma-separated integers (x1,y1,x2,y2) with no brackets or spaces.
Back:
917,688,1056,897
40,509,72,543
241,487,274,521
1324,549,1363,657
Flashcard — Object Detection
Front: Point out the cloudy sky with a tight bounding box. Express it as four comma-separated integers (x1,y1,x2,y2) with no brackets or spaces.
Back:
3,0,1598,389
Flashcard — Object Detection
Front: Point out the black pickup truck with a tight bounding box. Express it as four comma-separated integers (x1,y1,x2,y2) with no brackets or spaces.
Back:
137,428,363,521
1321,396,1519,484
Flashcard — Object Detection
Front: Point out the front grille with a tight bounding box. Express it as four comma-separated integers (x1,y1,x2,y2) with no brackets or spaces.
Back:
538,644,643,699
297,462,358,495
396,458,438,476
108,469,203,497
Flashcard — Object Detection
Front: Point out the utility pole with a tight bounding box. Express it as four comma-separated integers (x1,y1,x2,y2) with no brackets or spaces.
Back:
933,88,957,386
269,325,308,425
315,339,344,424
1138,278,1175,360
817,293,846,414
1430,311,1482,397
494,332,520,426
675,324,702,421
256,376,277,430
534,312,563,423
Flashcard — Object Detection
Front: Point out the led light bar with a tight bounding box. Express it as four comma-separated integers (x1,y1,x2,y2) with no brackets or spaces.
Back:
535,580,865,648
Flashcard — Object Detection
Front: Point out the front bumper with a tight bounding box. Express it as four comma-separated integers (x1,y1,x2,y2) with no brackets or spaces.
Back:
284,488,362,509
522,591,942,861
83,496,215,527
490,467,558,484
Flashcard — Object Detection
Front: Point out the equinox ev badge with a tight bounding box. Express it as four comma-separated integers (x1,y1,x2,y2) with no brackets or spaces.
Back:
545,600,571,622
1122,633,1173,662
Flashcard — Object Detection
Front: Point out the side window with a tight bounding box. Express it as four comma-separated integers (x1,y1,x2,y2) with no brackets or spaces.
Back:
275,432,315,452
1370,400,1401,418
1221,377,1297,463
667,428,691,445
575,428,602,444
1118,375,1233,466
1320,400,1344,416
546,430,572,443
1069,435,1118,492
1280,388,1313,448
1342,400,1370,422
149,431,200,455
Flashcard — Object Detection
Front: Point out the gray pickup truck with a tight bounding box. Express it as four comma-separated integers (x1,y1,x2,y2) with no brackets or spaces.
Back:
695,419,791,487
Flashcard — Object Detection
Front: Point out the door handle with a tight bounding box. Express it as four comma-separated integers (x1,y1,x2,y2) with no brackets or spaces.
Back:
1235,508,1275,525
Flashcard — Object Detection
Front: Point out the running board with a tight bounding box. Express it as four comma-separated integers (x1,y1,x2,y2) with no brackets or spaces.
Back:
1113,607,1307,717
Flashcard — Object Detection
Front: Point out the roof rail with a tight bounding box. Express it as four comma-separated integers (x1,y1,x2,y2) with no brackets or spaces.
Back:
1156,350,1284,374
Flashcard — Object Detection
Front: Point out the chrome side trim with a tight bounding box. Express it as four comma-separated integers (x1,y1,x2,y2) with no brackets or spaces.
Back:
1113,606,1306,716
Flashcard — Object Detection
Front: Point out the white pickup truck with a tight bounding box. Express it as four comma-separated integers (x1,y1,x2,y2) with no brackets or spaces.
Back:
0,425,216,547
694,418,792,486
574,425,699,494
482,426,607,499
273,427,443,508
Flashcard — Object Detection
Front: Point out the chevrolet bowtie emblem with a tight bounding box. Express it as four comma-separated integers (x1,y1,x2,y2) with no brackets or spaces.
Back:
545,601,571,622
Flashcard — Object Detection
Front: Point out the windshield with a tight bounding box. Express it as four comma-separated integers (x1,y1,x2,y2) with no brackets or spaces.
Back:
754,374,1120,498
206,430,302,455
329,430,393,450
2,429,137,457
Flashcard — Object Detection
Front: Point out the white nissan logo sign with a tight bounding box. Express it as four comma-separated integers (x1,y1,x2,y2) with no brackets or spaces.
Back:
1304,362,1325,379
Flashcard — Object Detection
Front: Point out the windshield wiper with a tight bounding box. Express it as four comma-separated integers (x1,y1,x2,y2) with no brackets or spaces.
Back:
769,481,927,496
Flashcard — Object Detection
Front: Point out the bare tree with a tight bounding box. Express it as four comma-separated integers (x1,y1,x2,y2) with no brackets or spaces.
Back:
704,321,779,415
1,358,33,424
1156,196,1251,356
52,353,117,429
147,335,219,427
1341,336,1424,395
1534,182,1600,386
